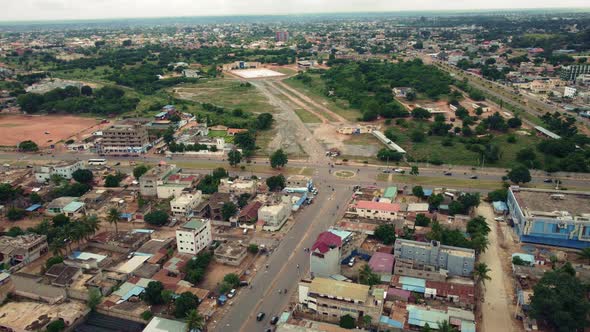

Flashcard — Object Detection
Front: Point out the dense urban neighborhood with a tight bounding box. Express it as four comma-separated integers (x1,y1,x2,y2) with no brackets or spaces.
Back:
0,7,590,332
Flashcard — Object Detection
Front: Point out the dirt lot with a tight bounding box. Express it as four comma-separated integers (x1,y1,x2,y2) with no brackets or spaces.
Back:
199,261,243,291
0,114,100,147
0,300,86,330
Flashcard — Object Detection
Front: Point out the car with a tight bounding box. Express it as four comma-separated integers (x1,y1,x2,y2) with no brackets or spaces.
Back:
470,175,478,179
394,168,404,173
270,316,279,325
256,312,266,321
227,289,236,298
494,217,504,222
348,257,356,267
382,169,392,174
114,162,121,166
544,178,553,183
127,252,135,259
444,172,452,176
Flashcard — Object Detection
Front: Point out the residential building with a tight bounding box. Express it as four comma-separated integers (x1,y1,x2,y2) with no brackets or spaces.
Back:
143,316,187,332
170,191,202,217
62,201,86,218
394,239,475,279
238,201,262,224
352,200,401,221
99,124,151,155
258,197,291,231
34,160,84,183
368,252,395,278
156,173,199,199
298,277,385,323
392,87,414,98
214,242,248,266
218,178,257,196
561,64,590,81
195,192,232,221
139,164,178,196
46,197,78,215
406,304,476,331
286,175,311,188
0,234,48,268
275,31,289,42
310,231,342,277
176,219,212,255
507,186,590,249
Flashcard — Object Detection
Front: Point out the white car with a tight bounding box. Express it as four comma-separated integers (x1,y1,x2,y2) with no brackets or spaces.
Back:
394,168,404,173
494,217,504,221
227,289,237,298
348,257,356,267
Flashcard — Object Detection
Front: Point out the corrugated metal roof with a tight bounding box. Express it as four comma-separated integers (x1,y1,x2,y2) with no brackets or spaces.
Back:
63,201,84,213
407,305,448,327
384,186,398,199
399,276,426,287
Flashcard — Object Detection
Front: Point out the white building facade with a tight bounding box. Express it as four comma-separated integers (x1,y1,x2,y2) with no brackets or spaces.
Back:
34,161,85,183
175,219,212,255
170,191,203,217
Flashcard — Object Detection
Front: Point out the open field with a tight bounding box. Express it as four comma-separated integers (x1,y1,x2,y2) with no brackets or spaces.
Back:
173,79,280,114
294,107,322,123
230,68,285,79
0,115,100,147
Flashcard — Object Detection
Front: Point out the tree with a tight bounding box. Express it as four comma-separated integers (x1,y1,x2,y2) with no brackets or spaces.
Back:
46,319,65,332
81,85,93,96
174,292,200,318
270,149,288,168
0,183,17,202
223,273,240,288
234,132,256,151
415,214,431,227
507,117,522,128
6,207,25,221
377,149,403,162
410,166,419,176
437,320,458,332
362,315,372,328
72,169,93,184
221,202,238,221
107,207,120,234
577,247,590,265
52,214,70,227
412,107,432,119
266,174,286,191
228,149,242,167
428,194,444,208
18,140,39,152
248,244,259,254
46,256,64,269
508,165,531,184
237,193,251,208
185,309,205,332
410,130,426,142
339,314,355,329
87,288,102,311
359,264,380,286
144,210,169,226
530,269,590,332
144,281,164,305
141,310,154,321
256,113,273,130
374,224,396,245
412,186,425,198
473,263,492,288
133,165,149,179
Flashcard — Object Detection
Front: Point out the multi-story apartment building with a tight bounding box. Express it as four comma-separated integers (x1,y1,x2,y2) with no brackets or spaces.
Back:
310,231,342,277
298,277,385,323
34,161,84,183
394,239,475,279
561,64,590,82
170,191,202,217
98,124,150,155
275,31,289,42
175,219,212,255
0,234,48,268
258,197,292,231
139,165,178,196
507,186,590,249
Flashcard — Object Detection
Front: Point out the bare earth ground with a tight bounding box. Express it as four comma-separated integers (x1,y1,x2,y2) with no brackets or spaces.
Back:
0,115,99,147
0,301,86,330
477,203,522,332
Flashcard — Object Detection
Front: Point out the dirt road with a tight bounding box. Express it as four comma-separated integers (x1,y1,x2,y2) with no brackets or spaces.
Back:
477,203,520,332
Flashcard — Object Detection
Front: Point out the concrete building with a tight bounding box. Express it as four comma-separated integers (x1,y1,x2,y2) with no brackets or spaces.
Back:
218,178,257,196
507,186,590,249
99,124,151,155
258,197,291,231
286,175,311,188
156,173,199,199
170,191,203,217
372,130,406,154
34,160,84,183
214,242,248,266
46,197,79,216
143,316,187,332
561,64,590,81
352,200,401,221
298,277,385,323
368,252,395,278
0,234,48,268
276,31,289,42
176,219,212,255
310,231,342,277
139,165,178,197
394,239,475,279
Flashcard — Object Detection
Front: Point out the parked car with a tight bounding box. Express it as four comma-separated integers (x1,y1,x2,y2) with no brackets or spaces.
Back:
270,316,279,325
544,178,553,183
348,257,356,267
444,171,452,176
470,175,478,179
382,169,392,174
394,168,404,173
257,312,266,321
227,289,237,298
494,217,504,222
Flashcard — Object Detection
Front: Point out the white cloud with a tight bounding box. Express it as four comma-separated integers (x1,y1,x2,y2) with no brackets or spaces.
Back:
0,0,588,21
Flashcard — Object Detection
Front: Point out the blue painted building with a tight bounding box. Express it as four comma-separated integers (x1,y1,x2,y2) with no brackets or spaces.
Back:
507,187,590,249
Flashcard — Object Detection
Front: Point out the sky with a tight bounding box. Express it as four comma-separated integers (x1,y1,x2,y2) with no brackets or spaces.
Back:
1,0,589,21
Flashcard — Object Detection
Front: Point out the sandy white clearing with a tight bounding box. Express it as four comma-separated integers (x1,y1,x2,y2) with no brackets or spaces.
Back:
230,68,285,79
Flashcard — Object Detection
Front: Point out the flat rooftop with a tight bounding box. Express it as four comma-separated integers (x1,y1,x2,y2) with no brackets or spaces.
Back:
308,277,369,303
511,187,590,218
230,68,285,79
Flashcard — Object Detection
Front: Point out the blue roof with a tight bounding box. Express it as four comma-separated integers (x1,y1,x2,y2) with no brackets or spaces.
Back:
461,321,476,332
493,201,508,211
63,201,84,213
120,285,145,302
422,189,433,197
120,213,132,219
155,111,168,117
407,305,448,327
399,276,426,287
380,315,404,329
25,204,42,212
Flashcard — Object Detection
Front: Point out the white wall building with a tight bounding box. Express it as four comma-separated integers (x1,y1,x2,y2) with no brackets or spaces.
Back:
218,178,257,196
258,197,291,231
170,191,203,217
34,161,85,183
176,219,212,255
352,200,401,221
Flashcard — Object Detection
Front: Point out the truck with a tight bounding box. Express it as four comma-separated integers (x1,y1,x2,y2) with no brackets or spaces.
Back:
283,187,309,194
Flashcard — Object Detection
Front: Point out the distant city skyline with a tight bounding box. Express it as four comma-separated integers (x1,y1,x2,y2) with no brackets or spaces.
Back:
1,0,589,22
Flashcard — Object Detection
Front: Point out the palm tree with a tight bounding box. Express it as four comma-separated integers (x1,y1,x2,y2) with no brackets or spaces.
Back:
473,262,492,288
107,208,120,235
470,235,490,254
185,309,204,332
577,248,590,265
437,320,458,332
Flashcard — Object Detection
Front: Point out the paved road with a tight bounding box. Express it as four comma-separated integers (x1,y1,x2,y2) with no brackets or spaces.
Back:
212,180,352,332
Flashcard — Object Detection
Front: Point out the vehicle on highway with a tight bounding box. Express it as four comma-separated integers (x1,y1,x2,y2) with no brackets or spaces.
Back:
494,217,504,222
348,257,355,267
382,169,392,173
470,175,478,179
227,289,236,298
394,168,404,173
270,316,279,325
256,312,266,321
444,171,452,176
114,162,121,166
88,158,107,165
544,178,553,183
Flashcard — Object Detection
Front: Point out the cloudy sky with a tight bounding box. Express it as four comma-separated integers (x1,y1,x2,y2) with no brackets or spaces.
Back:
1,0,588,21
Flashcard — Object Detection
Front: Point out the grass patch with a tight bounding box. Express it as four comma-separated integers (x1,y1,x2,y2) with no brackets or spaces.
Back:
209,130,234,143
174,79,279,114
284,74,361,122
294,108,321,123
